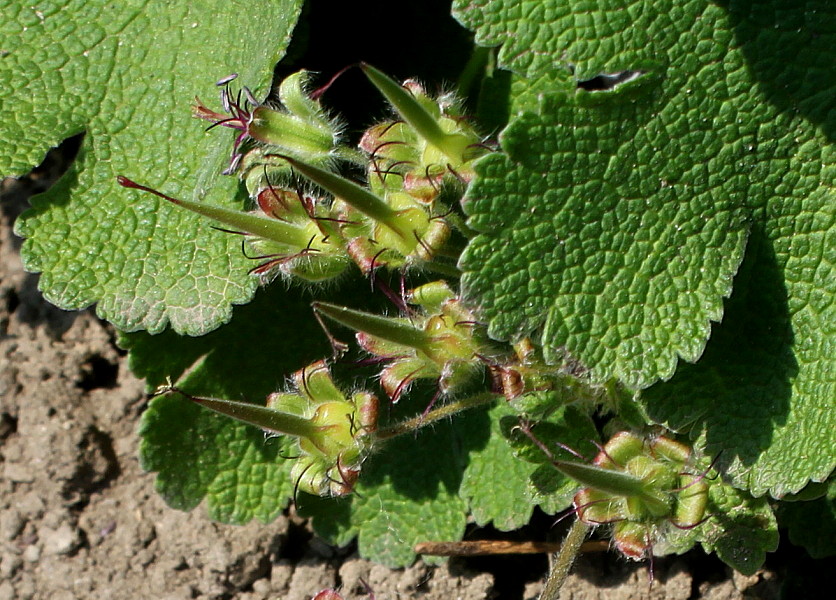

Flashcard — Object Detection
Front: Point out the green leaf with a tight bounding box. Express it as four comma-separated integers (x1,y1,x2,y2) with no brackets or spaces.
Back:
453,0,666,80
455,1,834,494
138,392,294,523
126,284,329,523
642,227,836,496
698,482,778,575
458,9,760,388
301,417,475,567
780,478,836,559
4,0,304,335
458,403,539,530
458,401,592,530
475,62,573,134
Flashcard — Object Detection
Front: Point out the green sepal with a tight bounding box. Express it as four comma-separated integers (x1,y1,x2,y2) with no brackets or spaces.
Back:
613,521,651,560
649,436,692,464
249,107,334,158
296,361,346,403
277,70,336,137
408,280,456,312
675,474,710,527
594,431,646,468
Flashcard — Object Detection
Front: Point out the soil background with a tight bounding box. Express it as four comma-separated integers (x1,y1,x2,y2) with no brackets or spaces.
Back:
0,146,813,600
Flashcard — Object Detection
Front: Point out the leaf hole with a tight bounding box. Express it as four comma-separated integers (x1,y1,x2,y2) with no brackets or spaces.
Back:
577,70,644,91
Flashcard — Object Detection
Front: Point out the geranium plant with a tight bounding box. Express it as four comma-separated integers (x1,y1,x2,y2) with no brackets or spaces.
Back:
2,0,833,595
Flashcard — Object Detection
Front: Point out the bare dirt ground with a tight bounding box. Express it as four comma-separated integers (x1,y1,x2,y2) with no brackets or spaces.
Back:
1,147,782,599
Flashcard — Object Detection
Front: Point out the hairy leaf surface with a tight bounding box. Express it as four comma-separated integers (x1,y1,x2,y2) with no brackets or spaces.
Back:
125,285,327,523
4,0,303,335
455,0,834,494
780,479,836,559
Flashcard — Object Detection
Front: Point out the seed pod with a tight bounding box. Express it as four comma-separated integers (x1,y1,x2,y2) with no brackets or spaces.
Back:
315,282,489,401
117,177,350,284
359,65,488,203
569,432,714,561
163,360,378,498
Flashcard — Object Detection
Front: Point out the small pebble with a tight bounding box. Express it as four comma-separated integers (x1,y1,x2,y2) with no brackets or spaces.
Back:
0,581,14,600
0,554,23,580
22,544,40,563
270,561,293,591
41,510,65,529
3,462,34,483
16,574,35,600
0,509,24,540
0,554,22,578
252,578,272,595
42,523,79,556
17,492,45,517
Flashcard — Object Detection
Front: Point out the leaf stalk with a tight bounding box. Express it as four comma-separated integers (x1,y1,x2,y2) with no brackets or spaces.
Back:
375,391,499,441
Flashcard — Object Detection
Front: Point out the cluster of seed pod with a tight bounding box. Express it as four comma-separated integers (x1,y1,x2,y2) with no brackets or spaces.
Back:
121,66,501,497
570,432,711,560
127,69,719,566
157,360,378,498
157,275,502,497
179,64,488,283
315,280,491,403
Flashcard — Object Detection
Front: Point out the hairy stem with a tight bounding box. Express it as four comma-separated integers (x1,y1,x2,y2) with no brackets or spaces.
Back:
456,45,491,100
445,212,478,239
375,392,499,441
539,519,590,600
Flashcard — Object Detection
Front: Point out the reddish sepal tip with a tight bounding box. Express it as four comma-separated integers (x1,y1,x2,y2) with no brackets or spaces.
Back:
116,175,138,188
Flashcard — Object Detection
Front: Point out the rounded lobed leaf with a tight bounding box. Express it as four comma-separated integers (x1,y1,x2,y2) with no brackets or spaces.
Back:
7,0,304,335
